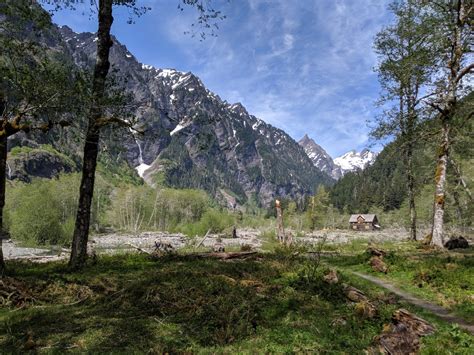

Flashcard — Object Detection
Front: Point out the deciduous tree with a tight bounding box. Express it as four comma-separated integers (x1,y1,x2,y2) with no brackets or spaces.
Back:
0,1,80,274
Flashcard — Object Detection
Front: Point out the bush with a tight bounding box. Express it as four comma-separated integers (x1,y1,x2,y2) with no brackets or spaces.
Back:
106,186,214,234
178,209,235,236
7,180,69,245
6,174,110,246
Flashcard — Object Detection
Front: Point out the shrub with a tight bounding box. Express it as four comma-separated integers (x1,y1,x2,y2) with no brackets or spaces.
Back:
6,174,110,245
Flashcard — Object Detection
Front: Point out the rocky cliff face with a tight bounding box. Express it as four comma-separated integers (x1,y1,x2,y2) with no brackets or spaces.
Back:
9,21,333,207
299,134,377,178
298,135,342,179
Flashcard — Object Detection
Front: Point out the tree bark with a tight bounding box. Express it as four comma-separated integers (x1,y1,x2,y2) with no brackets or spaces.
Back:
0,93,7,275
0,133,7,275
407,147,417,241
431,123,449,247
69,0,114,269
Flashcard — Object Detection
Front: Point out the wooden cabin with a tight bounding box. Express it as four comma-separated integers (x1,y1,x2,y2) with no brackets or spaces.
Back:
349,214,380,231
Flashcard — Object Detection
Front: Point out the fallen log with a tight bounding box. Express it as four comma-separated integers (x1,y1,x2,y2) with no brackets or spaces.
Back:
196,229,212,248
191,251,258,260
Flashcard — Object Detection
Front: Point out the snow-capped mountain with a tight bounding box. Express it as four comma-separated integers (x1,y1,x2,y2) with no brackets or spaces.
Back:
9,21,332,208
299,134,377,178
298,135,342,179
333,149,377,174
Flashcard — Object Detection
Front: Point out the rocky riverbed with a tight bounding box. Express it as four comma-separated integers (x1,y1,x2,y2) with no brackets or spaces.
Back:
3,228,420,262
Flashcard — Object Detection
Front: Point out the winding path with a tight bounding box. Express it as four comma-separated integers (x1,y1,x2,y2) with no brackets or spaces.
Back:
351,271,474,335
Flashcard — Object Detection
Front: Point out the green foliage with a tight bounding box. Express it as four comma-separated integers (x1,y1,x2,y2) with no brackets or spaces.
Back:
2,253,472,353
5,174,111,245
179,208,235,236
106,184,236,236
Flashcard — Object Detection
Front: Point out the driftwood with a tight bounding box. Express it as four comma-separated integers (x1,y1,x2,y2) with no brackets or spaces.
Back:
126,243,153,255
0,277,36,308
213,242,225,252
191,251,257,260
196,229,211,248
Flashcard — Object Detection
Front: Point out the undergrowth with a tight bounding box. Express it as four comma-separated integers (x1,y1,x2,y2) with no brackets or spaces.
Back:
1,253,473,353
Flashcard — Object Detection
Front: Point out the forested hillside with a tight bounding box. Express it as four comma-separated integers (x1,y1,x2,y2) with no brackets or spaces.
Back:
330,93,473,227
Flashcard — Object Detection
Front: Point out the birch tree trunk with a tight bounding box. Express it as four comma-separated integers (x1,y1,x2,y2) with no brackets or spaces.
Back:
429,0,472,248
431,123,449,247
69,0,114,269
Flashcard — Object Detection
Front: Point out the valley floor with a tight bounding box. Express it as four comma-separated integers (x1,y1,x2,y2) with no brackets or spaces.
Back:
1,237,473,353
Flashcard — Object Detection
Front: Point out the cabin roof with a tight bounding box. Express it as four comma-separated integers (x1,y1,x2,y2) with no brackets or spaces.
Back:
349,214,377,223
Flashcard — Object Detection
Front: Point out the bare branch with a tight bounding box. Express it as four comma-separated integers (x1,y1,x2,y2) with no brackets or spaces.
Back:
455,63,474,84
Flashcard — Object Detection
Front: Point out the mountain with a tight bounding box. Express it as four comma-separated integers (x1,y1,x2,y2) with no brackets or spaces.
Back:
333,149,377,175
6,17,333,208
298,135,342,179
299,134,376,178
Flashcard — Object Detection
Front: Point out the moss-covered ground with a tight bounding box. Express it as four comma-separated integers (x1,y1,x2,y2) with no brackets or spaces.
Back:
325,240,474,323
1,250,473,353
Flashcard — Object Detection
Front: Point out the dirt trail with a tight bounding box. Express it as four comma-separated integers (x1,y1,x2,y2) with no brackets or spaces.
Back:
351,271,474,335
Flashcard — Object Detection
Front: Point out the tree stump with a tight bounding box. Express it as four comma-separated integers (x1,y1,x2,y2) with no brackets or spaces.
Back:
275,199,285,244
392,309,435,336
371,309,435,354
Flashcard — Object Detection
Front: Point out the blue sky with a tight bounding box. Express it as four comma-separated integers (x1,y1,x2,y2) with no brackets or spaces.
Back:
44,0,393,157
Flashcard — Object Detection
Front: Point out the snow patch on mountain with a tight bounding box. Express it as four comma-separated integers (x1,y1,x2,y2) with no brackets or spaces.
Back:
334,149,377,174
299,134,377,179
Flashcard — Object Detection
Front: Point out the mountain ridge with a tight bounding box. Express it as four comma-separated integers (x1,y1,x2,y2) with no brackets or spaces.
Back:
8,20,334,208
299,134,377,178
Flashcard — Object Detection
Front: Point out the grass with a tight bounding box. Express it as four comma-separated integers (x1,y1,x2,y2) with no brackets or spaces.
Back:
1,252,473,353
326,240,474,323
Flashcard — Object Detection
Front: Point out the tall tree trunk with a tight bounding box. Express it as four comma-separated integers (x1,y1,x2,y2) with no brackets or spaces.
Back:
69,0,114,269
0,92,7,275
0,133,7,275
431,122,450,247
406,143,417,241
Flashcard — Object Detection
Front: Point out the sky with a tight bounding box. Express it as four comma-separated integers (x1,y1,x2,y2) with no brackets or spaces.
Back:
44,0,393,158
